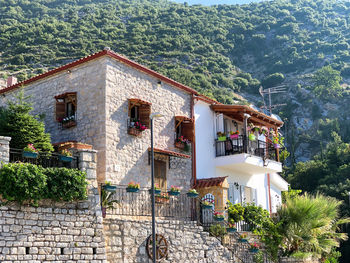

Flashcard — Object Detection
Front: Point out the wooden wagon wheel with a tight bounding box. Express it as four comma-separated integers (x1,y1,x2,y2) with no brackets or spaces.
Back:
146,234,168,261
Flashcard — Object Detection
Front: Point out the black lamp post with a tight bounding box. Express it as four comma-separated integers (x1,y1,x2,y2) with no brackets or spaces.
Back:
150,112,163,263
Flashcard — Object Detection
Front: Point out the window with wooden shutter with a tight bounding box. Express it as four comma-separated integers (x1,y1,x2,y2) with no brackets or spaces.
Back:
128,99,151,136
175,116,194,142
54,92,77,129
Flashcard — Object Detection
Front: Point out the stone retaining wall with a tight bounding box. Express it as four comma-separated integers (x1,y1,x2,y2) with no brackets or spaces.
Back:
103,218,232,263
0,136,10,165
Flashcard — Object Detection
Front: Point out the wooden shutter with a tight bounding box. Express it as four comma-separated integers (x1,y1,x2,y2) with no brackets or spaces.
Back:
155,160,167,191
55,100,66,121
181,121,194,141
139,104,151,128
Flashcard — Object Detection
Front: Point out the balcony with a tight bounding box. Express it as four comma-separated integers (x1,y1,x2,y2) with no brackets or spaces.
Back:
214,135,282,173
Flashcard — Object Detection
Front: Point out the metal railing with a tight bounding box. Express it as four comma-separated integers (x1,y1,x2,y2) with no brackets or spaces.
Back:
215,135,278,161
108,186,198,220
9,148,79,169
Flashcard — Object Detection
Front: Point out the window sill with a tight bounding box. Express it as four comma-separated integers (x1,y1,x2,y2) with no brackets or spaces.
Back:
62,120,77,129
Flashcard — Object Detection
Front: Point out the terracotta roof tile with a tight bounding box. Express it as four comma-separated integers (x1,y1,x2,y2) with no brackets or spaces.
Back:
195,176,227,188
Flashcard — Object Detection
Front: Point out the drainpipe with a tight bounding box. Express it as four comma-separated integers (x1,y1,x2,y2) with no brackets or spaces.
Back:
243,113,251,153
267,173,272,215
191,94,196,187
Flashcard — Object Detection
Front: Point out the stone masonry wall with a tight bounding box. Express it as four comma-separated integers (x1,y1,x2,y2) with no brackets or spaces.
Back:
103,218,232,263
104,57,193,190
0,136,10,164
0,56,108,183
0,147,107,262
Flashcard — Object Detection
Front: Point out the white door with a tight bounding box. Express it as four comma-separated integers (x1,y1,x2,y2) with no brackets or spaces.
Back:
228,183,241,204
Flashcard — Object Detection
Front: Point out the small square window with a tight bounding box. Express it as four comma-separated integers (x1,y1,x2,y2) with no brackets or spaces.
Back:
127,99,151,136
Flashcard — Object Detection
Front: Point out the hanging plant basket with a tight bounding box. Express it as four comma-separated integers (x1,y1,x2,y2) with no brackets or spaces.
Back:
103,185,117,193
248,134,256,141
249,248,259,253
214,216,224,222
168,191,180,196
22,151,38,159
238,238,248,243
226,227,237,233
126,187,140,193
202,203,213,209
218,136,226,141
187,192,199,198
149,189,161,195
59,155,73,162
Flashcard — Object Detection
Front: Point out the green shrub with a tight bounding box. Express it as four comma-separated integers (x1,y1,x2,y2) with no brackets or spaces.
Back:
0,163,87,204
44,168,88,202
227,201,245,223
209,224,227,238
0,163,46,205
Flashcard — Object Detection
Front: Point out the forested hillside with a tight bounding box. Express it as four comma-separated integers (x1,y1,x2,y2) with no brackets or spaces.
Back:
1,0,350,162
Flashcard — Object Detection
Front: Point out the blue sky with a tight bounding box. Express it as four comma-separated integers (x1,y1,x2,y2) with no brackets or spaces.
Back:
171,0,264,5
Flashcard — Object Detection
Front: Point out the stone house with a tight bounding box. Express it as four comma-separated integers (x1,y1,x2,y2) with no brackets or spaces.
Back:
0,49,197,191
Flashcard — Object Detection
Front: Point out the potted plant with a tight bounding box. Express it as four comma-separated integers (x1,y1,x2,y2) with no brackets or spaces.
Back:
103,181,117,193
249,242,260,253
168,185,181,196
187,188,199,198
202,200,214,209
175,136,191,152
128,119,147,136
126,181,140,193
248,133,256,141
213,211,225,221
59,149,73,162
100,187,119,218
155,193,170,204
229,130,239,139
238,233,248,243
22,144,39,158
149,184,161,195
226,220,237,233
217,132,226,141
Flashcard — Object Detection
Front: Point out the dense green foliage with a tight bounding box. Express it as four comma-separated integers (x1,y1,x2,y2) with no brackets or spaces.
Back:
0,91,54,152
44,167,88,202
0,163,88,204
0,162,46,205
227,201,244,223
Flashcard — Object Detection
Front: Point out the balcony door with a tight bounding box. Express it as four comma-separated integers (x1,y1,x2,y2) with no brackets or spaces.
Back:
154,160,167,191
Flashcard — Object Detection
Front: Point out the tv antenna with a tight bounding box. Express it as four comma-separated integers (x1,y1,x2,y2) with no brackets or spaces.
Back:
259,85,287,115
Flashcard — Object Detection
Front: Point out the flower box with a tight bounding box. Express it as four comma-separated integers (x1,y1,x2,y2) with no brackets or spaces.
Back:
238,238,248,243
214,216,224,221
22,151,38,159
126,188,139,193
202,203,213,209
59,155,73,162
128,127,142,136
226,227,237,233
187,192,199,198
218,136,226,141
103,185,117,193
155,195,170,204
62,120,76,129
249,248,259,253
230,134,239,139
174,141,185,150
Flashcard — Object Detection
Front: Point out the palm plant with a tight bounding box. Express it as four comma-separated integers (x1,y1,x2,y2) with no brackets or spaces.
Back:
277,193,350,260
100,187,119,218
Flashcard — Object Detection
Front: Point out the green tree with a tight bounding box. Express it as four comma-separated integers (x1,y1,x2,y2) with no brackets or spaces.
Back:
0,91,53,152
312,66,343,99
261,73,285,88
